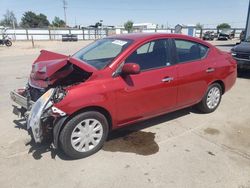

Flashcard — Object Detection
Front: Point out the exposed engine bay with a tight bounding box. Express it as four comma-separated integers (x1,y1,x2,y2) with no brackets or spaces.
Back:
10,50,95,144
28,64,91,101
27,50,93,101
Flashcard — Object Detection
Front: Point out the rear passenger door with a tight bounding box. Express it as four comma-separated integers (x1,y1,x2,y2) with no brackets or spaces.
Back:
173,39,210,107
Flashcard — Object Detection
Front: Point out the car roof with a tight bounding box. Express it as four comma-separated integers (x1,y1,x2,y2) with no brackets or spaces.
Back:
106,33,212,47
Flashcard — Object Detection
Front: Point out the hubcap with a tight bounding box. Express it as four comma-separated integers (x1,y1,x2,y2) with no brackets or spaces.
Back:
71,119,103,152
206,87,221,109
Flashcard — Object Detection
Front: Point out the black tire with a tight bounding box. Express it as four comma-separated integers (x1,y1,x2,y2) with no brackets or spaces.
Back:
59,111,109,159
196,83,222,113
5,40,12,47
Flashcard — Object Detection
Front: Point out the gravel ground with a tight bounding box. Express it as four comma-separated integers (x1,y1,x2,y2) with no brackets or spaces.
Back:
0,39,249,188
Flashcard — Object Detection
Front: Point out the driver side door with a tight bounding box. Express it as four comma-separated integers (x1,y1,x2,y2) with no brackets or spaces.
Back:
114,39,178,126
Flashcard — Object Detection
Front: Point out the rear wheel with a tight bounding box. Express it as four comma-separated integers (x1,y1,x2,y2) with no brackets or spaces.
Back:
59,111,109,159
196,83,222,113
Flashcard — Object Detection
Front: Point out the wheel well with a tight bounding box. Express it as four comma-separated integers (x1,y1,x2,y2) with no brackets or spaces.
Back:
67,106,113,130
212,80,225,94
53,106,113,148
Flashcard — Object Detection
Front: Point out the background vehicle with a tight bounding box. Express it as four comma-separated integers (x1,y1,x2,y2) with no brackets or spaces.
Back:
203,31,215,40
62,34,78,42
0,29,12,46
10,33,237,159
218,29,234,40
232,40,250,70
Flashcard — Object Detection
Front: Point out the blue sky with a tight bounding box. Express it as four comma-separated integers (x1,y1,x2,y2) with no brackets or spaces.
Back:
0,0,249,28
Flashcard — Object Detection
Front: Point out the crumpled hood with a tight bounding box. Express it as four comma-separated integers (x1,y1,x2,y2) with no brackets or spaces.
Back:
31,58,69,80
232,42,250,53
29,50,97,88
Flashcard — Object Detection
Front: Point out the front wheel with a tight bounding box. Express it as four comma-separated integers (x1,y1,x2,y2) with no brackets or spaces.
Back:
59,111,109,159
196,83,222,113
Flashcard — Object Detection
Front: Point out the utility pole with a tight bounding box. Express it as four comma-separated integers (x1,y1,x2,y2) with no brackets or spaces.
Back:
12,19,16,41
245,0,250,40
100,20,103,38
63,0,67,27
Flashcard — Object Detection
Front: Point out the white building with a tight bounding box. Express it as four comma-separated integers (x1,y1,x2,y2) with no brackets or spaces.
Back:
133,23,157,30
175,24,196,37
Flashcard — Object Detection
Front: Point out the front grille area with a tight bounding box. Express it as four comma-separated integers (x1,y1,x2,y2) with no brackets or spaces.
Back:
29,86,46,101
235,53,250,60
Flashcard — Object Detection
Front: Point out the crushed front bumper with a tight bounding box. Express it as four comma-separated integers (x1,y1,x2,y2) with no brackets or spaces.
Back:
27,89,55,143
10,89,55,143
11,88,67,144
10,90,34,116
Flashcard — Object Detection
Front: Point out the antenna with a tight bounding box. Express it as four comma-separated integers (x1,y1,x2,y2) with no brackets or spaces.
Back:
63,0,67,27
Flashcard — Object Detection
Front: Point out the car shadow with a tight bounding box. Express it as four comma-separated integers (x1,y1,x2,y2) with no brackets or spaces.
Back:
13,107,196,160
13,118,27,131
13,118,71,160
102,108,193,156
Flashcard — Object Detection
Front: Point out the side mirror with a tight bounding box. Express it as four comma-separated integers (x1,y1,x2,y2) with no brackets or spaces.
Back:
122,63,140,75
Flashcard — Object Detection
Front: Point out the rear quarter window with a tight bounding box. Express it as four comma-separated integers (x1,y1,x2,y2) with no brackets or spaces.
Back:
174,39,209,63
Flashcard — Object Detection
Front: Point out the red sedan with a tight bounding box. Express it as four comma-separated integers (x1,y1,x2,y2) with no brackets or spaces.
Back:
10,33,237,159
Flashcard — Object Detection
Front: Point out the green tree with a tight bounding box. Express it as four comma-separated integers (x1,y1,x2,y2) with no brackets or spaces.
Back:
52,16,66,27
124,20,133,33
20,11,38,28
94,22,102,28
216,23,231,30
20,11,50,28
0,10,17,27
196,23,204,38
37,13,50,27
196,22,204,30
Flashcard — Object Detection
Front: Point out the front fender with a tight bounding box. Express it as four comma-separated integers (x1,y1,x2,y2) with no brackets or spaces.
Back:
53,82,116,118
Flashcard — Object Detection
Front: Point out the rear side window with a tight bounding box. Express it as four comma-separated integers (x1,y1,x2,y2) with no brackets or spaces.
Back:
174,39,209,63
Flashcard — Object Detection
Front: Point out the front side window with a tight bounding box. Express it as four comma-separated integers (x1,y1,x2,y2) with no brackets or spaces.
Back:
125,39,171,71
136,41,154,54
73,38,132,69
174,39,209,63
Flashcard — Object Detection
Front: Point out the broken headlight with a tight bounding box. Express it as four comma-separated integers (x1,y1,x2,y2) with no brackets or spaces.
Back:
52,87,67,103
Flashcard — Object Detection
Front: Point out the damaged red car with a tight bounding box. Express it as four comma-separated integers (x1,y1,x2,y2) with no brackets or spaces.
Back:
10,33,237,159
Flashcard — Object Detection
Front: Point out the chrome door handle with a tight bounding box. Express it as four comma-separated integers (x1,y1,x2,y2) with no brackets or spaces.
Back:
162,77,174,82
206,68,215,73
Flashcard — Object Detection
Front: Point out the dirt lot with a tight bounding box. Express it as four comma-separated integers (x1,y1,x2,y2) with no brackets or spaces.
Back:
0,40,250,188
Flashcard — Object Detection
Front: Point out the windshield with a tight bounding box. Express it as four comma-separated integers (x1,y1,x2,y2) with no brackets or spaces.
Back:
73,38,132,69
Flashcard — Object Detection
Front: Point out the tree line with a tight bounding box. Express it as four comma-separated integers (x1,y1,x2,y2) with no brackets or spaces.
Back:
1,9,232,31
0,10,66,28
